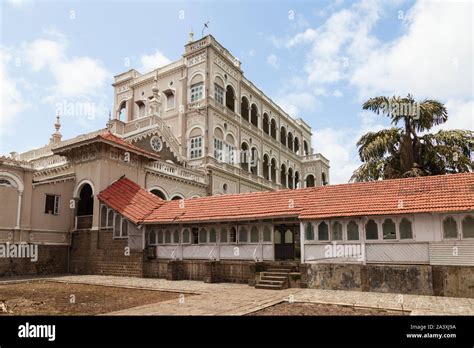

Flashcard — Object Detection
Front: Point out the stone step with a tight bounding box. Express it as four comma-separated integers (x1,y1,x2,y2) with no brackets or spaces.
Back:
258,279,285,286
255,283,284,290
266,268,292,273
261,275,287,281
261,271,289,277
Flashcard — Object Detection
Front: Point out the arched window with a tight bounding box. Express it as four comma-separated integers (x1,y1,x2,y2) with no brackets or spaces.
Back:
250,104,258,127
270,119,277,139
399,218,413,239
318,222,329,241
284,229,293,243
189,127,203,159
443,216,458,239
271,158,277,184
190,82,204,102
173,229,180,243
295,171,300,189
263,154,270,180
250,226,259,243
241,97,249,121
294,137,300,154
226,85,235,111
263,113,269,134
305,223,314,240
136,100,146,118
163,89,175,109
263,226,272,242
241,143,249,171
250,147,258,176
230,227,237,243
118,100,127,120
114,214,121,238
365,219,378,240
164,229,171,243
280,126,287,146
150,189,167,200
331,221,343,240
220,227,228,243
347,221,359,240
287,132,293,151
306,174,315,188
288,167,294,189
199,228,208,243
214,82,224,105
182,228,190,244
149,230,157,245
462,215,474,238
100,205,107,228
209,228,217,243
171,195,184,201
107,209,114,227
303,140,309,156
157,230,164,244
239,226,248,243
382,218,396,240
280,164,287,188
121,219,128,237
225,134,236,165
322,172,328,186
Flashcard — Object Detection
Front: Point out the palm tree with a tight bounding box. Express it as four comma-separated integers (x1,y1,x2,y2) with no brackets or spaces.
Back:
351,95,473,182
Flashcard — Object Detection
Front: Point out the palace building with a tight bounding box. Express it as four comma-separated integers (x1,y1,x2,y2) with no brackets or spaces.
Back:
0,35,473,298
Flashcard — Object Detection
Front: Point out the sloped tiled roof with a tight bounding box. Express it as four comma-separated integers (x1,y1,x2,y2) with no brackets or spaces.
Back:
97,177,165,224
97,172,474,224
53,131,160,160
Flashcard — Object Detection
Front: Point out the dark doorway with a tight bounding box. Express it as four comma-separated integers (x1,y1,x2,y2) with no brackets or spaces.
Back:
274,225,299,260
76,184,93,229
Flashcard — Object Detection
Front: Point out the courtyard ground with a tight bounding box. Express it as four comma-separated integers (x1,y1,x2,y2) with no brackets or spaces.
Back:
0,275,472,316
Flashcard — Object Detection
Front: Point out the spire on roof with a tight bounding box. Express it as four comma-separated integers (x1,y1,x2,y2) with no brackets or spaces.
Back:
49,112,62,144
188,29,194,42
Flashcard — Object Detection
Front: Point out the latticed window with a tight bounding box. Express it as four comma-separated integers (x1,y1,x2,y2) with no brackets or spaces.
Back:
107,210,114,227
225,144,235,164
149,230,157,245
182,229,190,244
365,219,378,240
220,227,228,243
331,221,343,240
347,221,359,240
250,226,259,243
382,218,396,240
165,230,171,243
189,136,203,159
214,84,224,105
399,218,413,239
190,83,203,102
318,222,329,241
173,229,180,243
214,138,223,161
305,223,314,240
462,216,474,238
263,226,272,242
443,216,458,239
229,227,237,243
114,214,121,238
209,228,217,243
157,230,164,244
100,205,107,228
199,228,207,243
121,219,128,237
238,227,248,243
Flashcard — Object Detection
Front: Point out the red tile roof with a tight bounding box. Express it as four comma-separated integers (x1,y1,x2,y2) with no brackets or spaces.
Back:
98,172,474,224
97,177,165,224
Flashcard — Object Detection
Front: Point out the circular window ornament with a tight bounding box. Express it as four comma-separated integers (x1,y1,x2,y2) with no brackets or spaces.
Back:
150,136,163,152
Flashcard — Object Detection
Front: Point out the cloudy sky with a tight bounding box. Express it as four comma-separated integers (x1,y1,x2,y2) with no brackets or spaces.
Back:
1,0,472,183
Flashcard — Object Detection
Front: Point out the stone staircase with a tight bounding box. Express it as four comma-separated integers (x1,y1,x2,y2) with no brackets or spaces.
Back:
255,265,296,290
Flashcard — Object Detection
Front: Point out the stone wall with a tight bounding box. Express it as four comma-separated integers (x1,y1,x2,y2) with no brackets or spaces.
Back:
0,244,68,277
307,263,474,298
70,229,143,277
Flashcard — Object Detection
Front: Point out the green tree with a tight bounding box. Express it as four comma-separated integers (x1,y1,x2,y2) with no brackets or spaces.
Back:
351,95,473,181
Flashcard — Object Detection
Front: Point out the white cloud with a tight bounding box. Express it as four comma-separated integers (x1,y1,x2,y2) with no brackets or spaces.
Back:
275,92,319,118
434,99,474,132
0,50,25,136
286,28,318,48
140,50,171,73
266,54,279,69
351,1,473,100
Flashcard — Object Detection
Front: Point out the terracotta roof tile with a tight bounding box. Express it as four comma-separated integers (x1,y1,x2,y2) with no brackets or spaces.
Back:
97,172,474,224
97,131,160,160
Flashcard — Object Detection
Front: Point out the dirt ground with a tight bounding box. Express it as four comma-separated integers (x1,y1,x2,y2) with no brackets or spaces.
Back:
0,280,185,315
247,302,409,316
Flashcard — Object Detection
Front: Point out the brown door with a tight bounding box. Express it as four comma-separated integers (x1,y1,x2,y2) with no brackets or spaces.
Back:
274,225,296,260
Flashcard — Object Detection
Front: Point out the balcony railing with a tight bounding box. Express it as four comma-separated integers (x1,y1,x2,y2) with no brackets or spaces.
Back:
146,160,207,184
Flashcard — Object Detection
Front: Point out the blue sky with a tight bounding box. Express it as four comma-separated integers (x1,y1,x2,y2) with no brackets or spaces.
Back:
1,0,472,183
